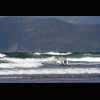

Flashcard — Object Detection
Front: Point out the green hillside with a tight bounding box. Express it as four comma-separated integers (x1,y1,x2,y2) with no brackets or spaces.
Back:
0,17,100,52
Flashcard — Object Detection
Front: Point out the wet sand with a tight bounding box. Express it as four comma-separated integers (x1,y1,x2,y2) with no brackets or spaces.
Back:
0,74,100,83
0,77,100,83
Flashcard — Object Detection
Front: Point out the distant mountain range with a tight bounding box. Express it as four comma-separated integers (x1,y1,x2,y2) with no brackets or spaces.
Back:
54,16,100,25
1,16,100,25
0,17,100,52
17,16,100,25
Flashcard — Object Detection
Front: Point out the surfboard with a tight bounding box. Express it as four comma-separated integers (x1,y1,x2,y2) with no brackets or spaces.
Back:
63,64,71,66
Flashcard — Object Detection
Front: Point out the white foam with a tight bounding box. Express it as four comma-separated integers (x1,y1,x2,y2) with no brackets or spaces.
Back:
1,55,100,75
0,53,6,58
34,52,41,55
34,52,72,55
1,56,55,63
68,57,100,62
0,62,43,68
0,56,55,68
0,68,100,75
42,52,72,55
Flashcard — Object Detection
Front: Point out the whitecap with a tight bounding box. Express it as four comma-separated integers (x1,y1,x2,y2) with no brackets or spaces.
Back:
0,68,100,75
0,56,55,68
68,57,100,62
34,52,41,55
42,52,72,55
0,62,43,68
0,53,6,58
1,56,55,63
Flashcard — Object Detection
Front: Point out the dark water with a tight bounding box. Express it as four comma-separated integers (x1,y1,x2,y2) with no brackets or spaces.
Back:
0,52,100,83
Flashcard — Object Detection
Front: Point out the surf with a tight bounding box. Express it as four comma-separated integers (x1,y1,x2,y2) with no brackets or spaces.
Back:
0,53,6,58
68,57,100,62
0,52,100,76
34,52,72,56
0,68,100,75
0,56,55,68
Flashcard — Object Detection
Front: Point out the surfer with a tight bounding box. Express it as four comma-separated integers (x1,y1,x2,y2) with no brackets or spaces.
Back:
54,58,71,66
61,58,70,66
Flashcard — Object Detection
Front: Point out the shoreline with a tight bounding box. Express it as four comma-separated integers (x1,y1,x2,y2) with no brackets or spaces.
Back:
1,74,100,78
0,74,100,83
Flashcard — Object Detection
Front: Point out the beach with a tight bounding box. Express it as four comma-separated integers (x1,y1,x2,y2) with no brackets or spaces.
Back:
0,74,100,83
1,78,100,83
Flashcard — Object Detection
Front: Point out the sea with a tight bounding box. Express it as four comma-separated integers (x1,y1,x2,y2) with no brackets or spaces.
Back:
0,52,100,83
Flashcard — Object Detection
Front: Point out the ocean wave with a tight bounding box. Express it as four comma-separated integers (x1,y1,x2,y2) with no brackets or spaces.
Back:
1,52,100,76
1,56,55,63
0,53,6,58
0,56,55,68
0,63,43,68
68,57,100,62
43,52,72,55
34,52,72,56
34,52,41,55
0,68,100,75
83,53,92,56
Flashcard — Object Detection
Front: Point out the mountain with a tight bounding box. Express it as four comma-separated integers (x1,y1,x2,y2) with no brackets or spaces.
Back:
0,17,100,52
18,16,100,25
54,16,100,25
3,16,100,25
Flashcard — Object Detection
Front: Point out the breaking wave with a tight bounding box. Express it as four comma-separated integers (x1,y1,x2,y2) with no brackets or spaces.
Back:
0,68,100,75
34,52,72,55
0,52,100,75
68,57,100,62
0,53,6,58
0,56,55,68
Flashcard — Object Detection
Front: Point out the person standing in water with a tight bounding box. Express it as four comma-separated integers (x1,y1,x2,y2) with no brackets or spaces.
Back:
61,58,70,66
54,58,71,66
